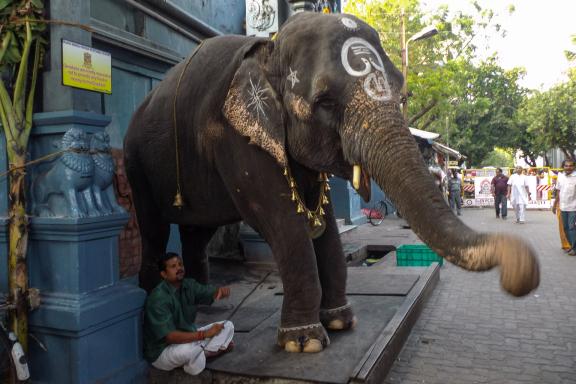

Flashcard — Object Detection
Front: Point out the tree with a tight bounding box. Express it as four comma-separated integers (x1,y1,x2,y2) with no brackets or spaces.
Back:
447,57,527,166
519,74,576,162
0,0,46,349
480,147,514,168
344,0,520,161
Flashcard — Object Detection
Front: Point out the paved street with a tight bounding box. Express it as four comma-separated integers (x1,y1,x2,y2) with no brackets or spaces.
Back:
384,208,576,384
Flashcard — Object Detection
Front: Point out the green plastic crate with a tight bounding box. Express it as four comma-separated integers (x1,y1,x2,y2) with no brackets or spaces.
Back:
396,244,443,266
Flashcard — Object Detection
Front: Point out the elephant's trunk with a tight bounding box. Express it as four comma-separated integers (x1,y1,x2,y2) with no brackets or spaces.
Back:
342,100,539,297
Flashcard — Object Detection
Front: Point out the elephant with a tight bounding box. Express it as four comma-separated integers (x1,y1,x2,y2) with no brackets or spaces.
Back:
124,12,539,353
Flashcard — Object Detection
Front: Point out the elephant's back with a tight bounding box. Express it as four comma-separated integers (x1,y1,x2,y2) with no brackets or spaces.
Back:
141,35,260,116
125,35,261,148
123,36,258,222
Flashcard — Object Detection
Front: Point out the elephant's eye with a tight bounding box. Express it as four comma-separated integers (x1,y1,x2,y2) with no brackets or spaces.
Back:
315,96,338,110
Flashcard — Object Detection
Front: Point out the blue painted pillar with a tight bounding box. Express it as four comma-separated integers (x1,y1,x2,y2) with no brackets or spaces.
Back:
329,177,367,225
25,112,147,383
24,0,149,378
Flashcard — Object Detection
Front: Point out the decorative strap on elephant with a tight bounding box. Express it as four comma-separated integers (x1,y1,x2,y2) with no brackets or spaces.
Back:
171,41,206,208
283,166,330,239
278,322,324,333
319,302,351,315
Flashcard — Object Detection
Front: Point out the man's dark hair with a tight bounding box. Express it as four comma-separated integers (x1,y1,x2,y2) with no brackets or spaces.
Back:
158,252,180,272
562,159,575,167
496,167,502,172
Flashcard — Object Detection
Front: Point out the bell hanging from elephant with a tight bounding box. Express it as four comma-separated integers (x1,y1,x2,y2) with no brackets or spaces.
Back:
124,12,540,354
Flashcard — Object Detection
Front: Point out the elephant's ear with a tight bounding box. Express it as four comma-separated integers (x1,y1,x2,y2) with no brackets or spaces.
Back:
223,43,287,168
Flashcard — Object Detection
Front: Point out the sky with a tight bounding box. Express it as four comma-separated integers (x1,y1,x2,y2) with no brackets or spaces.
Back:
420,0,576,90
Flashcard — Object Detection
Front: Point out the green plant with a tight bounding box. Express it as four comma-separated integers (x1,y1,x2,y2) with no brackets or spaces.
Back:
0,0,46,350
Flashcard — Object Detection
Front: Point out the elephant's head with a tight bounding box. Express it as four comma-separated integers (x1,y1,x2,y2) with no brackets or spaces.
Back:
223,12,539,297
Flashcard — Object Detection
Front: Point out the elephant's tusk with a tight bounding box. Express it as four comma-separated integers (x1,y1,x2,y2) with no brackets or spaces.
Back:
353,165,361,191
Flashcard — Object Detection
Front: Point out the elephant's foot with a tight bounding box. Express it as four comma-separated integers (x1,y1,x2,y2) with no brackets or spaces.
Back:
277,322,329,353
320,303,357,331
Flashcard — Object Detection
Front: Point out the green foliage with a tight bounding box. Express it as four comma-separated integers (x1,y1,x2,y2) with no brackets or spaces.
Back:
448,57,528,166
344,0,530,167
0,0,45,157
518,75,576,162
480,147,514,168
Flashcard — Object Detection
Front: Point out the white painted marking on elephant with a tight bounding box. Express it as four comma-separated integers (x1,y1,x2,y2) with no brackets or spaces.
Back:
340,17,358,31
244,171,249,176
341,37,392,101
364,72,392,101
247,73,269,120
287,67,300,89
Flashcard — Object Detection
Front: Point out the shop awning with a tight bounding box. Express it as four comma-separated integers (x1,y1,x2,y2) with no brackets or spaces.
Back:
431,141,466,160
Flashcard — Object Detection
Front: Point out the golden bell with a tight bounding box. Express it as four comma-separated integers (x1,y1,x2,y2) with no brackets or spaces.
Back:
297,203,305,213
291,191,297,201
173,191,184,208
319,207,325,215
283,167,288,176
313,217,322,227
322,195,329,205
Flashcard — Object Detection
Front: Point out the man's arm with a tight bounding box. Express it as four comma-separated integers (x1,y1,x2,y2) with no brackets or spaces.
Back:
524,178,531,200
552,189,560,214
214,286,231,300
165,324,224,344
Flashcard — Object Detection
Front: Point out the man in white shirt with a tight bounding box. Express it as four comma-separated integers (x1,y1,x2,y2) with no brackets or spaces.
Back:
507,166,531,223
552,159,576,255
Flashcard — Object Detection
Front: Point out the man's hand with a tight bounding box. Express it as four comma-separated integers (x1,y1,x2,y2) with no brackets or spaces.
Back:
552,205,557,214
214,286,231,300
204,323,224,338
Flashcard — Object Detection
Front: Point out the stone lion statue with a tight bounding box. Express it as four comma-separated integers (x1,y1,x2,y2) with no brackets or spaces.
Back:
89,132,126,215
34,128,98,218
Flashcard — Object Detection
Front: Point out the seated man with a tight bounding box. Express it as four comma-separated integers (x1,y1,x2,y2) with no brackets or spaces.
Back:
144,252,234,375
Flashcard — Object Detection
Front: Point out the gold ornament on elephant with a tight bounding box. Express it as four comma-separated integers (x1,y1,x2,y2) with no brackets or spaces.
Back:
283,167,330,239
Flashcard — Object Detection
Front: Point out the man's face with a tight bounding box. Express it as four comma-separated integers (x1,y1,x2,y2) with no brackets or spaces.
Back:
496,169,502,176
161,256,185,285
564,161,575,175
516,167,523,175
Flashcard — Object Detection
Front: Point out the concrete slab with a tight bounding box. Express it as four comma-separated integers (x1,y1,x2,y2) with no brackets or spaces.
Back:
150,263,439,383
149,216,441,383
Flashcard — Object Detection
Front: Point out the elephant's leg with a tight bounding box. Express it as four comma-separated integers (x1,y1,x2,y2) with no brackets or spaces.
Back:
179,225,217,284
127,170,170,292
215,150,328,353
261,222,328,353
313,205,356,331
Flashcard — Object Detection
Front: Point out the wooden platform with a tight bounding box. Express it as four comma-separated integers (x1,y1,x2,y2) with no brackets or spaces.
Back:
150,262,440,384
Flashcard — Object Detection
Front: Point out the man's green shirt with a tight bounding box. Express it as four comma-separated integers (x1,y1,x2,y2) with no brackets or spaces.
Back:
143,278,217,362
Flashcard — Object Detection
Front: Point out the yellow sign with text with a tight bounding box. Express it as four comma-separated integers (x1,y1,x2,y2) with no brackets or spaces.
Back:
62,40,111,94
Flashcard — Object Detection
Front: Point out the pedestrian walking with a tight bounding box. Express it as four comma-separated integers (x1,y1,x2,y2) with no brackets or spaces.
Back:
507,166,531,223
491,167,509,219
447,169,462,216
552,159,576,255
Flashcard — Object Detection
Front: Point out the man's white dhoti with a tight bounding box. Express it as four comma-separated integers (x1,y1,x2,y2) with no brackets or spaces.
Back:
152,321,234,375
